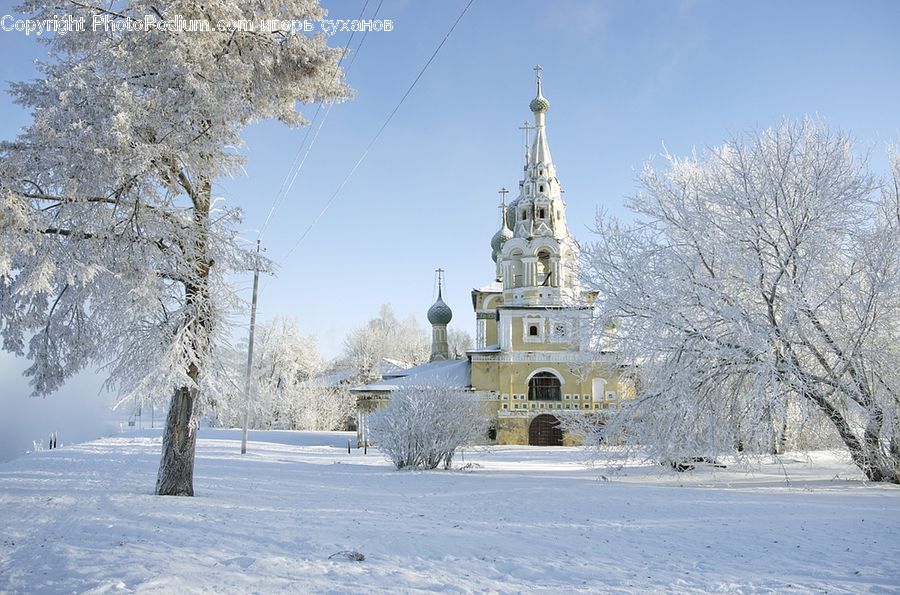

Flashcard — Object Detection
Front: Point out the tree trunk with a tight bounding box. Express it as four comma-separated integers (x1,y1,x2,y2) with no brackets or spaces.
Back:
155,173,213,496
809,390,898,484
891,417,900,460
773,417,787,456
156,383,198,496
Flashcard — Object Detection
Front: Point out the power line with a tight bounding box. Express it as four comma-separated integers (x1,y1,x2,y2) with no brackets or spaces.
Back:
277,0,476,264
258,0,377,240
241,1,379,454
269,1,384,228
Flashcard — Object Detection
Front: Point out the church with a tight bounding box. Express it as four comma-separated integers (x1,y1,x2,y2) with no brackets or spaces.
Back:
353,68,625,446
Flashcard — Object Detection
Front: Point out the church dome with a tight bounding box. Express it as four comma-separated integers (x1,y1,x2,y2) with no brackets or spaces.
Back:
427,294,453,325
491,225,513,253
529,92,550,114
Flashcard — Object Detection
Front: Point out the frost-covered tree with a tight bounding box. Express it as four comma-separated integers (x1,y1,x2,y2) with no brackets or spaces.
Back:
367,385,490,470
340,305,429,382
293,380,356,431
447,328,473,360
209,317,354,431
253,316,324,428
584,120,900,483
0,0,349,495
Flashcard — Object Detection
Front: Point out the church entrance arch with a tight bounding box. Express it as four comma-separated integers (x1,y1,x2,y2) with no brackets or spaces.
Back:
529,414,563,446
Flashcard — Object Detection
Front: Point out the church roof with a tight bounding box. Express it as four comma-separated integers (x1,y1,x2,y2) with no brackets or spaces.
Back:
467,344,500,354
350,359,470,393
475,281,503,293
379,357,415,378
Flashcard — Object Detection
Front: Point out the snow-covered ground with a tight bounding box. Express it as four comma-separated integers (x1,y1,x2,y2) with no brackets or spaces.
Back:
0,430,898,593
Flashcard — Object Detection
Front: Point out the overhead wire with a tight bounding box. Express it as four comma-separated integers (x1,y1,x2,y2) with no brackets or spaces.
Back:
276,0,476,265
257,0,375,240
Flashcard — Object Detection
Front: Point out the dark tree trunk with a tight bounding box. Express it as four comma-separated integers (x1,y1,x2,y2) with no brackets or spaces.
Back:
156,384,198,496
808,390,898,484
154,173,213,496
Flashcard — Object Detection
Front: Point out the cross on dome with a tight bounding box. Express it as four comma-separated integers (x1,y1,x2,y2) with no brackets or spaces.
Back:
529,64,549,114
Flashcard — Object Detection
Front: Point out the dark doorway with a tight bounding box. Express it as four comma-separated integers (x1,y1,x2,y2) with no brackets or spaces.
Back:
529,414,563,446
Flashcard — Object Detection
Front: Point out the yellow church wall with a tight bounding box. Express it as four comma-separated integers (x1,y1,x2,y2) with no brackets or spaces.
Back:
485,318,498,347
495,416,587,446
508,315,576,352
470,360,500,393
497,417,528,445
474,291,503,347
471,358,623,414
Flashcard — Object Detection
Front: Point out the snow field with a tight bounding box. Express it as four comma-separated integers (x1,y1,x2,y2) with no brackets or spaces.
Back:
1,429,898,593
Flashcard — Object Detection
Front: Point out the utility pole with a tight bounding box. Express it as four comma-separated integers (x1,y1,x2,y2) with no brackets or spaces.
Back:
241,239,261,455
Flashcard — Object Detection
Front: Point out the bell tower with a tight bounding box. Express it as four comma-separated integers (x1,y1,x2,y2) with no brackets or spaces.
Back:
491,66,579,307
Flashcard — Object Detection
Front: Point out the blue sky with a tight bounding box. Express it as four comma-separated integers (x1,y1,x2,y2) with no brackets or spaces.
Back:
0,1,898,455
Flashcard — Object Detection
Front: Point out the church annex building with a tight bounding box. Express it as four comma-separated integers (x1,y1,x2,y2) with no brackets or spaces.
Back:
352,69,626,446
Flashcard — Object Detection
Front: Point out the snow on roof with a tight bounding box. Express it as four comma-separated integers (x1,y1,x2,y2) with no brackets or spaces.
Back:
351,359,471,393
474,281,503,293
379,357,414,378
311,368,355,388
467,344,501,354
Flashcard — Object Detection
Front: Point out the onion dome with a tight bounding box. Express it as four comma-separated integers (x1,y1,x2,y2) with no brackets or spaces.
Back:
490,189,514,261
529,82,550,113
427,288,453,325
491,225,513,253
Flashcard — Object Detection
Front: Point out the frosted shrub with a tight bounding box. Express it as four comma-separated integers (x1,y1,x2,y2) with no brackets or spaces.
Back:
367,385,489,470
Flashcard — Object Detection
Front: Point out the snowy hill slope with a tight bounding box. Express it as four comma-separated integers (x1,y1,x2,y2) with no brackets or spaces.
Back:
1,430,898,593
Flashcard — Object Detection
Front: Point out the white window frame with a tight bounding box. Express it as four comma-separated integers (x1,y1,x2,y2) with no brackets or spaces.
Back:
523,316,544,343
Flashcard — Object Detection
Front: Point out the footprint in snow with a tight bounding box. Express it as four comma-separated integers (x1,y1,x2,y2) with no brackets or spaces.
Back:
220,556,256,569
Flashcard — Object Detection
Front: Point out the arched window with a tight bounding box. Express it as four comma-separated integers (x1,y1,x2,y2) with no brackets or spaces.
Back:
529,372,561,401
509,250,524,288
537,250,551,285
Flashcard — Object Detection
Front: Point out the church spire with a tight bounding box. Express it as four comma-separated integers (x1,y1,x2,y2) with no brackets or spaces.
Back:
528,64,552,167
490,188,514,279
490,188,513,256
511,65,566,242
492,66,577,306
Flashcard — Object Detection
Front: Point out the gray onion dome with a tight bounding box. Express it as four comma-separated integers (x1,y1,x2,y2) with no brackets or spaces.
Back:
427,292,453,325
530,93,550,114
491,225,513,252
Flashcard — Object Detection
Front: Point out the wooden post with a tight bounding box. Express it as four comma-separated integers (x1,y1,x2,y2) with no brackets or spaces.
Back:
241,239,261,455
